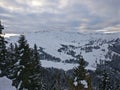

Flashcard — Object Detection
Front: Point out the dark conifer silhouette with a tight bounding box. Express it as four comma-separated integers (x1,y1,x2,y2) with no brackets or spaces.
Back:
0,21,8,77
11,35,42,90
0,20,4,34
71,57,92,90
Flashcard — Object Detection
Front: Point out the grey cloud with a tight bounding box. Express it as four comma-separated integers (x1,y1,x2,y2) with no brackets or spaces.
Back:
0,0,120,33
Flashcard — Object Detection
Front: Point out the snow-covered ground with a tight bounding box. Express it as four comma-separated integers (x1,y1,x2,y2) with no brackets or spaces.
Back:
5,30,120,71
41,60,78,71
0,77,16,90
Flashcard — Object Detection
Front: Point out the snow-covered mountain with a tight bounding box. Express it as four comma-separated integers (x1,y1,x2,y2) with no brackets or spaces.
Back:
5,30,120,71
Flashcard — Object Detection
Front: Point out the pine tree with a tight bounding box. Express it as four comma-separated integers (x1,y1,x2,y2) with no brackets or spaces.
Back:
11,35,28,89
0,20,20,80
27,44,43,90
97,70,112,90
95,59,113,90
72,57,92,90
0,20,4,34
11,35,43,90
96,61,112,90
5,43,23,80
101,71,111,90
52,71,61,90
0,21,8,77
5,43,16,78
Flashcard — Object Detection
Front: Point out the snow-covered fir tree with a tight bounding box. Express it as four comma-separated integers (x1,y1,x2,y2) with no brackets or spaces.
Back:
0,21,8,77
95,60,113,90
11,35,43,90
99,70,111,90
72,57,92,90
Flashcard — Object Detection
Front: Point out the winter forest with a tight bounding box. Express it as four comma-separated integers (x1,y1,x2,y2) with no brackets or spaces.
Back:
0,18,120,90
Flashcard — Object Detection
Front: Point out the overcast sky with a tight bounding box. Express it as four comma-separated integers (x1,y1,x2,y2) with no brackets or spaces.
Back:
0,0,120,33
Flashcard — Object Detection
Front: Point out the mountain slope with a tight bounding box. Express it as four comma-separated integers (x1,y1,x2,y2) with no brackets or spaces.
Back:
5,30,120,71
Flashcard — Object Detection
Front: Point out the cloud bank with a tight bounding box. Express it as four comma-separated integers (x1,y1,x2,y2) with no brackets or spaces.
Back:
0,0,120,33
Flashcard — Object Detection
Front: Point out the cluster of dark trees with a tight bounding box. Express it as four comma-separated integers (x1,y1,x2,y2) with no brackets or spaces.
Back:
0,25,43,89
0,21,120,90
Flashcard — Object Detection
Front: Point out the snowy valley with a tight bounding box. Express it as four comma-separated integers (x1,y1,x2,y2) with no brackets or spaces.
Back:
5,30,120,71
